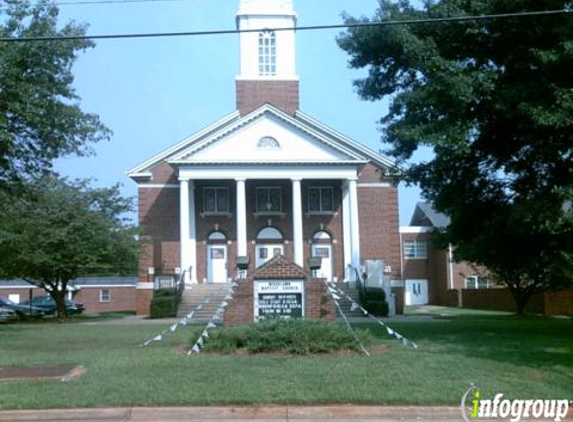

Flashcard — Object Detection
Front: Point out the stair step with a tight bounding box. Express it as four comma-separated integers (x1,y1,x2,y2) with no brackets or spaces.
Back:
177,283,233,318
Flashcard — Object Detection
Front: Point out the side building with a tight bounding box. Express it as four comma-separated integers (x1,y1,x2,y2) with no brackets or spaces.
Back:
0,278,138,315
400,202,492,307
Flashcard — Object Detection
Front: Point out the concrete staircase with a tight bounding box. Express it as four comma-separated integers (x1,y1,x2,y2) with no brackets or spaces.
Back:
177,283,231,322
334,282,367,318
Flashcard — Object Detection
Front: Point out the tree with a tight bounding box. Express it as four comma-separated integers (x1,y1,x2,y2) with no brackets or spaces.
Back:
338,0,573,313
0,176,139,319
0,0,110,187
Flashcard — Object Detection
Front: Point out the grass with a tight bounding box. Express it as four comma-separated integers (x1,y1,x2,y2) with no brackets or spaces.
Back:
0,316,571,409
405,305,516,319
70,311,136,322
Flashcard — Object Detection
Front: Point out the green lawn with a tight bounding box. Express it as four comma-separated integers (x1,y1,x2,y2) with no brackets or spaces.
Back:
0,316,571,409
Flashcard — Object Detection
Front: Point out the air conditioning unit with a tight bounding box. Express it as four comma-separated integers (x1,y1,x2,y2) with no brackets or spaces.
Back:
383,266,392,274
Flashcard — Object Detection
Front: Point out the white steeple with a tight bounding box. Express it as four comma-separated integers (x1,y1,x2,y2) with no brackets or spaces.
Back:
236,0,298,81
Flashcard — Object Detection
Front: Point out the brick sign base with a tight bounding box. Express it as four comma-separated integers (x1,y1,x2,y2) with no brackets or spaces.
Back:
224,255,335,326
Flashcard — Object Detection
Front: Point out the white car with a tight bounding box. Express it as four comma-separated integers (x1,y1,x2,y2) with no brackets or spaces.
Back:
0,306,19,323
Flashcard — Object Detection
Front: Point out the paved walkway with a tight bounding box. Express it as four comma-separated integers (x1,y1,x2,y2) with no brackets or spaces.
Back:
0,405,470,422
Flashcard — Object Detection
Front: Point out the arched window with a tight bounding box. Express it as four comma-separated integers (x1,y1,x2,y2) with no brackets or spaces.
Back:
313,230,332,242
258,31,276,76
257,136,280,149
208,231,227,242
257,227,283,241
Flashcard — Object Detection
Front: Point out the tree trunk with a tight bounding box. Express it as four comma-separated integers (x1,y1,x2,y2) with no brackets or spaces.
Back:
51,289,68,320
508,287,531,316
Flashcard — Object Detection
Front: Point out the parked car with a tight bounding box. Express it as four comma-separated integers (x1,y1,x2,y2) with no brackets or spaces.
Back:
20,296,85,315
0,306,19,323
0,297,47,319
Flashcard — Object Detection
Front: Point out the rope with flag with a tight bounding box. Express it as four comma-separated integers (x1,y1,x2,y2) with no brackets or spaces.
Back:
330,287,371,356
326,281,418,350
140,290,214,347
188,281,238,355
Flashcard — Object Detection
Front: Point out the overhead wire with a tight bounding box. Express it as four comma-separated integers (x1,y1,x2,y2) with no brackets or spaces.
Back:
0,8,569,43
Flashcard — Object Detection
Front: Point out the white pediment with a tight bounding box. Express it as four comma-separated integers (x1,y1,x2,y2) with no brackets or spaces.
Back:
171,110,361,164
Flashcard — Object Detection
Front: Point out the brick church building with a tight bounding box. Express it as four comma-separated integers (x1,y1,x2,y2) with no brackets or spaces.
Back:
127,0,401,307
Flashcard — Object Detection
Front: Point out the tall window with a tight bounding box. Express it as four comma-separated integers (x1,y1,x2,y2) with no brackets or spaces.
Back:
100,289,110,303
203,187,229,213
258,31,276,76
256,187,282,212
404,240,427,259
308,187,334,212
465,276,490,289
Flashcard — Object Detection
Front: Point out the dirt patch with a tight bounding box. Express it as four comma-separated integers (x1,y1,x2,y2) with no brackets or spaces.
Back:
0,364,86,382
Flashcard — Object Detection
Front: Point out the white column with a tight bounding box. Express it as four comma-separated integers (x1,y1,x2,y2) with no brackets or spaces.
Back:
236,178,247,258
348,178,361,270
180,180,197,284
188,181,197,283
342,182,352,277
292,178,303,267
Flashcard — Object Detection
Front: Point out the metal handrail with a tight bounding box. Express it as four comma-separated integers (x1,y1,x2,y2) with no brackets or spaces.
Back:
347,264,367,300
175,269,187,303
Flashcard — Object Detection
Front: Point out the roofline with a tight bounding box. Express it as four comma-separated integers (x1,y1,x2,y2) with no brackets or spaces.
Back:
294,110,400,171
168,104,366,163
170,160,369,166
399,226,434,233
126,111,241,178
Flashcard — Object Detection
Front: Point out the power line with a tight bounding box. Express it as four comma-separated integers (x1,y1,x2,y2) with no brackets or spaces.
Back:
18,0,210,6
0,9,569,43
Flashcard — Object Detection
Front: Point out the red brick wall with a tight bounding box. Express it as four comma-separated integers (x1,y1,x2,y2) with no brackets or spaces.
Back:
358,164,401,281
544,290,573,316
136,289,154,316
146,162,178,184
138,186,180,280
72,288,135,314
236,80,299,116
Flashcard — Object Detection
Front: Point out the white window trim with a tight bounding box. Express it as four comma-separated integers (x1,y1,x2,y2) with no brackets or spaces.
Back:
256,186,282,213
258,31,277,77
464,276,490,289
307,186,335,213
100,289,111,303
203,187,230,214
404,239,428,259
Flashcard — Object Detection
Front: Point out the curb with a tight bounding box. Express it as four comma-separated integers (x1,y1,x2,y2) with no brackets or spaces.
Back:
0,407,130,421
0,405,462,421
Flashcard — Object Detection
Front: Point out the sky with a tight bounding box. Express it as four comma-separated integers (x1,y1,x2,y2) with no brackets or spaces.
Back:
53,0,425,225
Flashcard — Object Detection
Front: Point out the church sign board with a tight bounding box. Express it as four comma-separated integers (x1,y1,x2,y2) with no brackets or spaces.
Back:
254,280,305,321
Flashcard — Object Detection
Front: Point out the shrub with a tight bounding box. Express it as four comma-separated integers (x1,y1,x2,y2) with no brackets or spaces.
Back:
153,288,176,298
362,288,389,317
201,319,373,355
150,295,177,318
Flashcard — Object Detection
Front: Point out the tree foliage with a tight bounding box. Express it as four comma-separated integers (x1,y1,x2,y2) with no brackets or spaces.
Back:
0,0,110,186
0,177,139,318
338,0,573,313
